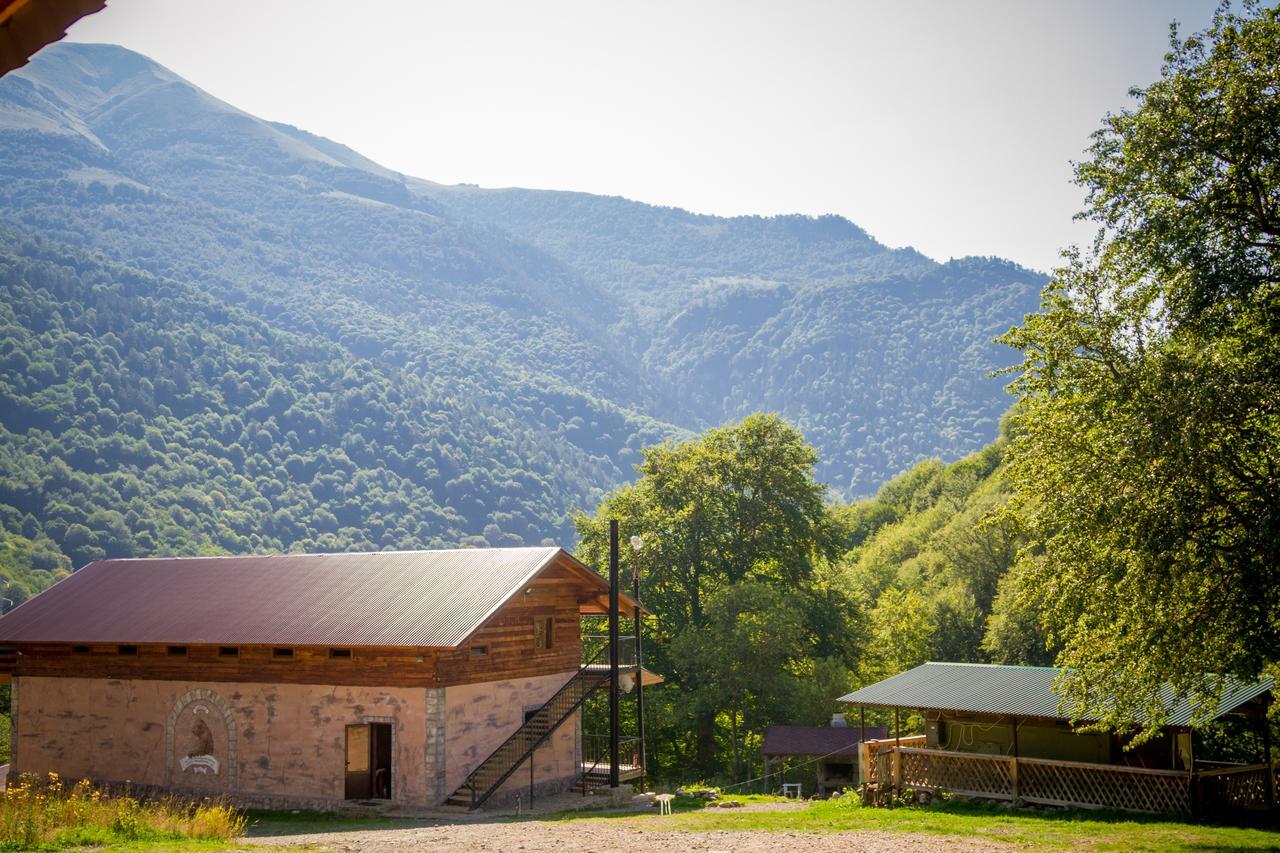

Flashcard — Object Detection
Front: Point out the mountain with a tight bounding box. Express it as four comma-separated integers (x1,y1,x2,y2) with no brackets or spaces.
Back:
0,42,1044,584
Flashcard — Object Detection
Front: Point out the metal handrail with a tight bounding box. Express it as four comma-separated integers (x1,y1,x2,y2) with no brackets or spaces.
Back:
452,642,612,809
581,634,637,667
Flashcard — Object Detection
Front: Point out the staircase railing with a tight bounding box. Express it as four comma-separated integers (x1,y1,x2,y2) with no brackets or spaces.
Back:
451,642,612,810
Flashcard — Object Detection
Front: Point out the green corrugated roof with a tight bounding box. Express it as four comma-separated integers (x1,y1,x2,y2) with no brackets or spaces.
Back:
838,662,1273,727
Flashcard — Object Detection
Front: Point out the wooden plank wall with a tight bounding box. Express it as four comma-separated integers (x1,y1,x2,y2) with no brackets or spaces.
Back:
9,563,588,688
435,562,583,684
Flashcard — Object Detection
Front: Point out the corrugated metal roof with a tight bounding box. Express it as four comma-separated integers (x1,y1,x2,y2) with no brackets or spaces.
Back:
838,662,1273,727
762,725,887,757
0,547,622,648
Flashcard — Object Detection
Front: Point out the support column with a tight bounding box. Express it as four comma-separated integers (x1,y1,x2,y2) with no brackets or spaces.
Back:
1010,717,1020,803
608,520,620,789
1264,710,1275,810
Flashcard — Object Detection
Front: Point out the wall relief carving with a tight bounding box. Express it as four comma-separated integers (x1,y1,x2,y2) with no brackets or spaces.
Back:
165,689,237,789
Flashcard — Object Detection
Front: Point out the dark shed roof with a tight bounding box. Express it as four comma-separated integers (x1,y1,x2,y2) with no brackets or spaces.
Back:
0,547,634,648
762,725,887,757
838,662,1274,728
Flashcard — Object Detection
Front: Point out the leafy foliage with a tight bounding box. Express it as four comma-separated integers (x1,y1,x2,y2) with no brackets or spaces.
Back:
999,2,1280,729
575,415,850,777
574,415,1036,781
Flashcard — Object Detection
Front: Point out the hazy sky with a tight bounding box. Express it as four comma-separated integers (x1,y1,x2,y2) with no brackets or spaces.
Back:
65,0,1219,273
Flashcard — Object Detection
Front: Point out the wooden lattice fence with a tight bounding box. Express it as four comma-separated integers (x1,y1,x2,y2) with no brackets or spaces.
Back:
884,746,1197,815
1198,764,1276,813
897,747,1013,799
861,735,926,788
1019,757,1192,815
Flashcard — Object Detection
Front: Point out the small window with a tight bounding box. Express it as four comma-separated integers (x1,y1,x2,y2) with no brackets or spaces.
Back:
272,647,294,658
219,646,239,657
72,645,90,655
329,648,352,659
167,645,187,656
470,645,487,657
533,617,554,652
117,645,138,656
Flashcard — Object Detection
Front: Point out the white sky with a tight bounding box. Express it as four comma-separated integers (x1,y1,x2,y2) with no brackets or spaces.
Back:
65,0,1219,273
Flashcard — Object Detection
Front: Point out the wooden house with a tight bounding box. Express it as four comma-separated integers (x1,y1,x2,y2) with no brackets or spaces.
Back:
841,662,1276,817
0,547,651,811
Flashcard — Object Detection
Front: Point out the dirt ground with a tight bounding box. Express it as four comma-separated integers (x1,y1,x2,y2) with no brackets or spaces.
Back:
241,800,1010,852
244,820,1004,852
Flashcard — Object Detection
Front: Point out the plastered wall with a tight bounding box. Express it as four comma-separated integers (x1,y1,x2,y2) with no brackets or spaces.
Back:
442,670,581,802
12,675,429,806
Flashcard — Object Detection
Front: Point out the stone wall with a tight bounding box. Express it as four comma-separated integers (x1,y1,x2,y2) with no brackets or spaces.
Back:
13,670,587,810
12,675,428,808
442,670,581,804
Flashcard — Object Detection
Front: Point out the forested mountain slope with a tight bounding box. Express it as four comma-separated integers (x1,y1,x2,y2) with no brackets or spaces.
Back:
427,190,1044,496
0,42,1043,587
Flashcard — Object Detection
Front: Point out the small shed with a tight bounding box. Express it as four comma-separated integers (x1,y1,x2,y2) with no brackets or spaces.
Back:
762,723,886,796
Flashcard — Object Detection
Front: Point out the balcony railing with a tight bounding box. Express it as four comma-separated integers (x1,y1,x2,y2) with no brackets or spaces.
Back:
580,634,637,668
582,734,641,769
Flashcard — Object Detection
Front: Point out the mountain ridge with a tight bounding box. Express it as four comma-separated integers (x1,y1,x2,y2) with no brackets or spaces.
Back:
0,42,1045,580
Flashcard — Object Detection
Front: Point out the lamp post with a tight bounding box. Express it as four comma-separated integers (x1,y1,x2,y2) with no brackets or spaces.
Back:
629,534,646,792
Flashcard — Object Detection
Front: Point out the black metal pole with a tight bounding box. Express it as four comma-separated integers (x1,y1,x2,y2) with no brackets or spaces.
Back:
609,520,620,789
633,549,646,792
1263,710,1275,810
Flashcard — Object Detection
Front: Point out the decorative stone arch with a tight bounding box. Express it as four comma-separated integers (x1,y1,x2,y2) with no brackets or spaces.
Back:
165,688,238,789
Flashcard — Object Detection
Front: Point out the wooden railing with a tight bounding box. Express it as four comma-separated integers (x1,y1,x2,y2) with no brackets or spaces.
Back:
860,735,926,787
877,746,1196,816
1197,763,1277,813
1016,754,1192,815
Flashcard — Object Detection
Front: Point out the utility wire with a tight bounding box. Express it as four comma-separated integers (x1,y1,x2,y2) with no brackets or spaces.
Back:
717,741,873,793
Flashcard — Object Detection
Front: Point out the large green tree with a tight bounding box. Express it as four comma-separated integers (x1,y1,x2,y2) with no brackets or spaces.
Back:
1000,2,1280,730
574,413,845,776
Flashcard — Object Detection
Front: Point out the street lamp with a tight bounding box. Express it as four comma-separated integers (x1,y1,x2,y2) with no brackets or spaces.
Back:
628,534,646,791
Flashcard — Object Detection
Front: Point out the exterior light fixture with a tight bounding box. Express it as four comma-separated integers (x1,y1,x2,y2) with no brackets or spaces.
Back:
629,536,643,552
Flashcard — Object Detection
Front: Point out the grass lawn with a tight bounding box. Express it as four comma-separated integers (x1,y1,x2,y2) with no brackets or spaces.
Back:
534,794,1280,851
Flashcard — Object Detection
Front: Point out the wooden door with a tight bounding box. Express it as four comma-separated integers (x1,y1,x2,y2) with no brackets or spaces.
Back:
345,724,372,799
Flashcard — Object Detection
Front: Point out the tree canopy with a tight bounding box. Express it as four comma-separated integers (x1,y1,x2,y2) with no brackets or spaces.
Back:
999,1,1280,730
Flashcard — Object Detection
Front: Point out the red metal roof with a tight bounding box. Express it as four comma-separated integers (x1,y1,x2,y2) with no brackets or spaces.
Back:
761,724,886,757
0,547,631,648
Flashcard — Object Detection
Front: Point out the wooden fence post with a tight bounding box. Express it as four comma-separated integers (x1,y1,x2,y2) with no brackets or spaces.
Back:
877,749,891,807
891,747,902,804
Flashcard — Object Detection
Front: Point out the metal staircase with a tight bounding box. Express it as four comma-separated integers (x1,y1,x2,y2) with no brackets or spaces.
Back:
445,644,612,810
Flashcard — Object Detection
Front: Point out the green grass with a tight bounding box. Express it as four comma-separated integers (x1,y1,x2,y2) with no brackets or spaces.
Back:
536,796,1280,851
245,809,438,837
